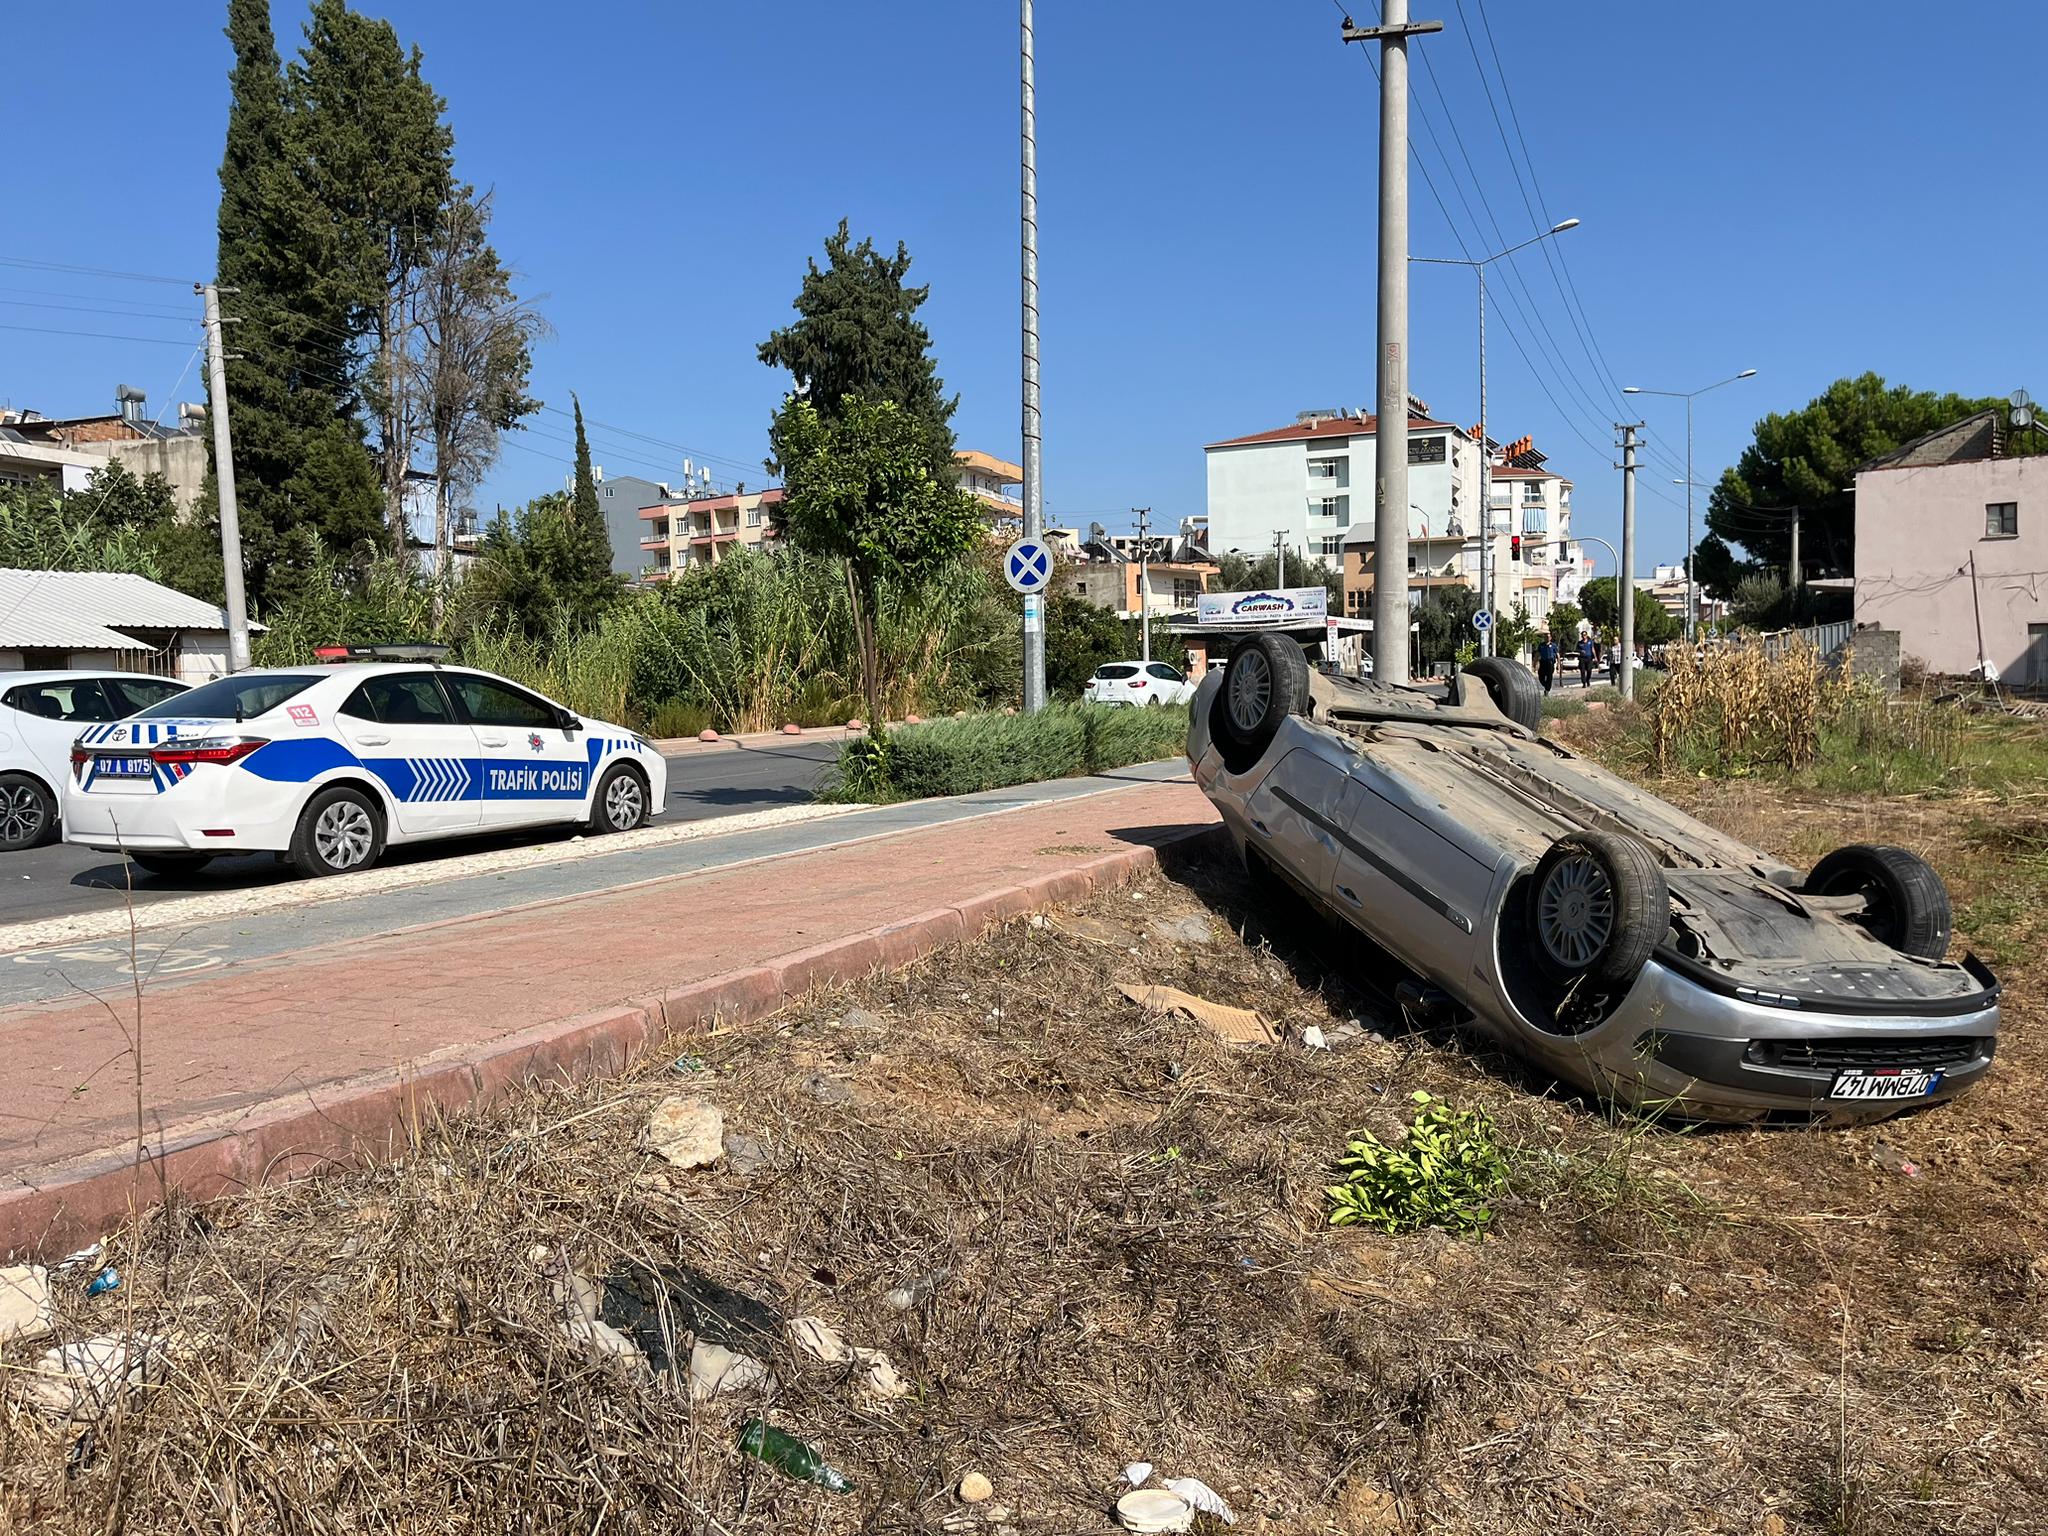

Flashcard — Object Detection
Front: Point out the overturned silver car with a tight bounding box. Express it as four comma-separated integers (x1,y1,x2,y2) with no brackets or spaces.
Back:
1190,634,1999,1124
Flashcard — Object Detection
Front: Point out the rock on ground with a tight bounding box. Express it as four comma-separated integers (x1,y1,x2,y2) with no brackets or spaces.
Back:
641,1095,725,1169
0,1264,54,1345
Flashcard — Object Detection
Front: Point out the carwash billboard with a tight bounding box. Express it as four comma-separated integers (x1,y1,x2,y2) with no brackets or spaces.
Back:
1195,586,1329,627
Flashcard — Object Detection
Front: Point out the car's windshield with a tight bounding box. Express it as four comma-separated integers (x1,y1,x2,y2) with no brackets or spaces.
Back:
1095,664,1139,679
135,673,322,720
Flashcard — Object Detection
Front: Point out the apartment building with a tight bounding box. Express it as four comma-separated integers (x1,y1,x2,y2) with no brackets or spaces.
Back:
956,449,1023,530
1067,532,1217,619
641,488,783,578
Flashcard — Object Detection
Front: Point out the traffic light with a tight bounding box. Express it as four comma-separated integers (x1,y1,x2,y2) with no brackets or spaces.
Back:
1510,535,1522,562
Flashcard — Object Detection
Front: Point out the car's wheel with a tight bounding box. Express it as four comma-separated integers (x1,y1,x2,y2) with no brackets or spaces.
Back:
0,773,56,851
589,764,650,834
1462,656,1544,732
1803,844,1951,961
128,852,214,878
1210,633,1311,772
1527,830,1668,991
288,786,384,878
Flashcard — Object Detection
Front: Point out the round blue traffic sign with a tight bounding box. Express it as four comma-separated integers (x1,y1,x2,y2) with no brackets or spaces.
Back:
1471,609,1493,632
1004,538,1052,594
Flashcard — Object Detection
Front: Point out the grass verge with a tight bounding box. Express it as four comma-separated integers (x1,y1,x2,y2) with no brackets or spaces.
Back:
819,702,1189,802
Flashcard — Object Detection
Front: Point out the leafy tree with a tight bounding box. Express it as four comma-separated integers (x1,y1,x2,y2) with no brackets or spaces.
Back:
773,395,983,734
462,489,623,637
1493,603,1539,661
214,0,382,594
758,221,959,478
1731,573,1786,629
1415,582,1478,674
1690,531,1748,600
289,0,454,554
1044,594,1130,696
411,186,544,610
1708,373,2039,576
1549,601,1585,638
1578,575,1617,631
1631,597,1682,647
1213,550,1344,602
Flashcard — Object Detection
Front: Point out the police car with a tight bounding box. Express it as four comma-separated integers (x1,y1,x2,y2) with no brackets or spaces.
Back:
62,648,667,878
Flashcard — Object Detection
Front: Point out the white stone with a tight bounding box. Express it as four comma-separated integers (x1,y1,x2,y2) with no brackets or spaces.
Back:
689,1339,777,1401
0,1264,54,1345
641,1095,724,1169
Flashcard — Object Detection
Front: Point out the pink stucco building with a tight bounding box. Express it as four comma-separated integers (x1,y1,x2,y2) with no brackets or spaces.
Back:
1854,412,2045,684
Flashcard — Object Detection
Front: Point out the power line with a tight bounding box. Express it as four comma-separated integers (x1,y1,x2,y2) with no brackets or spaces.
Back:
0,255,192,287
0,321,197,347
0,297,199,326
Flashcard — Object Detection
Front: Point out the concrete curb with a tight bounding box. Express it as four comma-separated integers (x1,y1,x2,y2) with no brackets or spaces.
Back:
0,827,1222,1261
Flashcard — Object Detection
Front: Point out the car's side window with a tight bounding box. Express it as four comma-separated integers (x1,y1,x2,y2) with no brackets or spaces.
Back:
1147,664,1183,682
2,680,112,721
345,673,457,726
105,679,186,715
451,677,556,729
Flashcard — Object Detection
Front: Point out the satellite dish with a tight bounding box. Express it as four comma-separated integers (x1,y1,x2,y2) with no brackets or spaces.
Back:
2016,404,2037,430
2009,389,2032,410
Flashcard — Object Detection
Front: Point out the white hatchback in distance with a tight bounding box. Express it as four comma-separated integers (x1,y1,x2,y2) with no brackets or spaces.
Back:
0,671,190,851
1083,661,1195,707
63,660,666,878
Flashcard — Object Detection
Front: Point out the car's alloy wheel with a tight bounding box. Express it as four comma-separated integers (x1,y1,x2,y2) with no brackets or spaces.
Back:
313,799,375,870
603,771,644,831
0,779,49,849
1226,647,1273,736
1535,852,1615,971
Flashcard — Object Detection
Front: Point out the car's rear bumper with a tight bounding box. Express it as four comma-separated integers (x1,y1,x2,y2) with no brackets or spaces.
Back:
1524,956,1999,1123
62,765,300,854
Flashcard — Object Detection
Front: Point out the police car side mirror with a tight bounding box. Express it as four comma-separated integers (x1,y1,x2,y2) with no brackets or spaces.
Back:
557,708,582,734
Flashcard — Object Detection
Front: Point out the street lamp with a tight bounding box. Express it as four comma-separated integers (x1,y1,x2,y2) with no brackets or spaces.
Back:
1623,368,1757,641
1415,218,1580,658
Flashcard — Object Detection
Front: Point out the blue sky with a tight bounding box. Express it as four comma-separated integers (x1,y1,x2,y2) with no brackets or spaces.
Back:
5,1,2043,570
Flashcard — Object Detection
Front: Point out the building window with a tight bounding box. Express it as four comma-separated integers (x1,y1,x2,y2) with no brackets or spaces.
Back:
1987,502,2018,538
1346,588,1366,616
1308,458,1339,480
1314,497,1339,520
1406,555,1418,573
1318,536,1342,558
747,509,763,527
1173,577,1199,608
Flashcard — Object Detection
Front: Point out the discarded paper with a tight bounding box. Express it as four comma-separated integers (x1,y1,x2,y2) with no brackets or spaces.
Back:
1117,983,1277,1047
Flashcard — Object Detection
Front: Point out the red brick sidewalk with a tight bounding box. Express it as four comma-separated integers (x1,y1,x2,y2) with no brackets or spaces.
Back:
0,779,1216,1257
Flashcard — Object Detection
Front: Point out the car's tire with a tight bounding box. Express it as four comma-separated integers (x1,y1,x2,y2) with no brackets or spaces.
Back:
288,786,385,878
0,773,56,852
1462,655,1544,732
589,763,650,834
1527,830,1669,991
128,852,214,878
1210,633,1311,772
1804,844,1951,961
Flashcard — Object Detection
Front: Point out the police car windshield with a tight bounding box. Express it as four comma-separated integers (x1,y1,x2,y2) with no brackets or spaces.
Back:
134,674,322,721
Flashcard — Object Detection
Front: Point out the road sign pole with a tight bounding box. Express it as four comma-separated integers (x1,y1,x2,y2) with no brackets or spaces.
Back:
1020,0,1046,713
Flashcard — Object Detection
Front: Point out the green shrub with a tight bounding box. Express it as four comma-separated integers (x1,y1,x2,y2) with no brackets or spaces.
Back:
647,698,716,739
820,702,1189,803
1327,1093,1508,1237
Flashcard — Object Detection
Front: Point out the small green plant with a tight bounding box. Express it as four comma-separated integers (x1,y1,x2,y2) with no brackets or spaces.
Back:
833,733,894,801
1327,1092,1508,1237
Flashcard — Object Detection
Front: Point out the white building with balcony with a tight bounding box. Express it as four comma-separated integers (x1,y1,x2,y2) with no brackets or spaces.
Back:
1204,405,1481,570
1489,463,1585,628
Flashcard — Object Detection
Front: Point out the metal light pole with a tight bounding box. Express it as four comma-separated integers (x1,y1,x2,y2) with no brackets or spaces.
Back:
1415,218,1579,658
1623,369,1757,642
1019,0,1046,711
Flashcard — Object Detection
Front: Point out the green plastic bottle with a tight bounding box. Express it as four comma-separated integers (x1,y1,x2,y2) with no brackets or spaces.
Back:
737,1419,854,1494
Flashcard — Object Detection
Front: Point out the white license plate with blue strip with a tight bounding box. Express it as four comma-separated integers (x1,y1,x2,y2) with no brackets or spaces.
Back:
95,756,155,779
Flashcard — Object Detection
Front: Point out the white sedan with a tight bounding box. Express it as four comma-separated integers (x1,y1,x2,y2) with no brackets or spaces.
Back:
63,658,666,878
1,671,190,851
1082,661,1196,707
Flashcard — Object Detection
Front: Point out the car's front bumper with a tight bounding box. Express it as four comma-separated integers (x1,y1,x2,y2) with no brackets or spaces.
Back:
1515,955,1999,1123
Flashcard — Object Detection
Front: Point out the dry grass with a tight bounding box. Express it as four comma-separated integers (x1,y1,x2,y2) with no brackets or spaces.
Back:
3,829,2046,1533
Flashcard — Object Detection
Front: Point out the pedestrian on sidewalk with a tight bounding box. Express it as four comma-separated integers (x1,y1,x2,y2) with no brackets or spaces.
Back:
1536,634,1558,693
1577,635,1596,689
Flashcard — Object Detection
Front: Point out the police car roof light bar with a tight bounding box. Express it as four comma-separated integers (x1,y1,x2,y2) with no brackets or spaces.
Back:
312,643,452,663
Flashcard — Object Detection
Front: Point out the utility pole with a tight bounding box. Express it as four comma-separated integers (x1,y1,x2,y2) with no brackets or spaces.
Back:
1135,507,1152,664
198,282,252,672
1345,1,1441,687
1789,508,1801,591
1617,422,1641,701
1273,527,1286,591
1019,0,1046,712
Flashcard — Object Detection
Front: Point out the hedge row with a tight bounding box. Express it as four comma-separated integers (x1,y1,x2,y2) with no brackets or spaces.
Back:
824,702,1191,802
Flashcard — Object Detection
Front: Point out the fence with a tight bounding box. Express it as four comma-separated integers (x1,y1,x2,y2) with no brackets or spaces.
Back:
1760,619,1852,661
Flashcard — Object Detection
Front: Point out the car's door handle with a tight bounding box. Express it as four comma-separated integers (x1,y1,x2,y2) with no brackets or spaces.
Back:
479,734,508,747
354,732,391,746
1337,884,1361,906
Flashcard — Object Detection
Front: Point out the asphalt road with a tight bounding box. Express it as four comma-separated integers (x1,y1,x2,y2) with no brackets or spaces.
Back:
0,739,842,925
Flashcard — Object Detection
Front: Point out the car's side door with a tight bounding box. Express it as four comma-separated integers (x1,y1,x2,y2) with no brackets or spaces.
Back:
335,672,484,838
1242,743,1350,903
1330,752,1497,983
2,678,117,784
1145,662,1191,703
445,673,588,830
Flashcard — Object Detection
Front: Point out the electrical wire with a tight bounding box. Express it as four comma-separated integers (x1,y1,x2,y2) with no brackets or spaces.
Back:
0,255,193,286
0,321,196,347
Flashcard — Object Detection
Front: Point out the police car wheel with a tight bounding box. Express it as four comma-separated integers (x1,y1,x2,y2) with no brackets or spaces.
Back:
290,786,385,878
590,764,649,834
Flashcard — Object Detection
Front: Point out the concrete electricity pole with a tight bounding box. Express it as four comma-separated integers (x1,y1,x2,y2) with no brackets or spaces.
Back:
1272,527,1287,592
1019,0,1046,712
1623,369,1756,643
1135,507,1152,664
1616,421,1641,701
1345,1,1440,687
1789,509,1801,591
198,282,252,672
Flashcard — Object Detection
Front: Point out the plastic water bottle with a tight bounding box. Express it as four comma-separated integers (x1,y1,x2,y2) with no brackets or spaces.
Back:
738,1419,853,1494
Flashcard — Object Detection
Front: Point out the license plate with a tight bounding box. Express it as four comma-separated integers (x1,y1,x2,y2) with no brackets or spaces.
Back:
1829,1067,1943,1101
94,756,154,779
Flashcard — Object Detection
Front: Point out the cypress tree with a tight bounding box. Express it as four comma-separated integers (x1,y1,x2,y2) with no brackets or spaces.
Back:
568,395,614,577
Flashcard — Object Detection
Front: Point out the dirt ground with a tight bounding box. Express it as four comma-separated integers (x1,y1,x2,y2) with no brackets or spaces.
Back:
3,778,2045,1534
